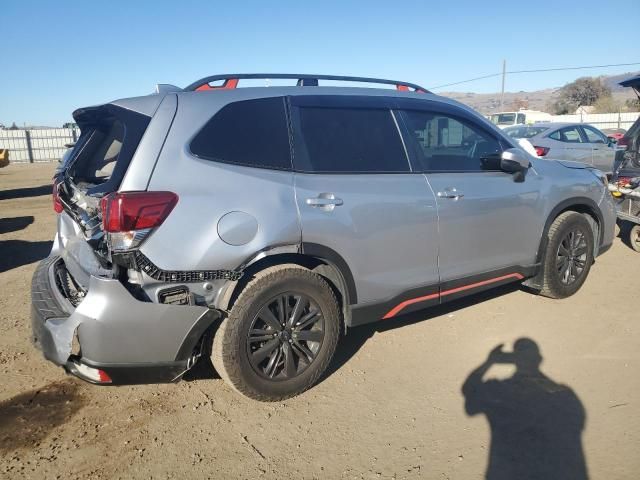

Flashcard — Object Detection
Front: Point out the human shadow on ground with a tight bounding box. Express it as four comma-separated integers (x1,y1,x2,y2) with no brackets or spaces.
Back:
0,379,86,453
0,216,34,234
0,184,52,201
462,338,588,480
0,239,52,273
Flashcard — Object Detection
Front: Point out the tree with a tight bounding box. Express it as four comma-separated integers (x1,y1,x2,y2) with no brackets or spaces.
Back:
626,97,640,111
559,77,611,110
593,95,622,113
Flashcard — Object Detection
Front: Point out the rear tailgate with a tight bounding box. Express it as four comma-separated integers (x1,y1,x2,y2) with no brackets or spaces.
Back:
54,98,162,284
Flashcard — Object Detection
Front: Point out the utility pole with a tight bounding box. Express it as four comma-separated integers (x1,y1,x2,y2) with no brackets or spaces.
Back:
500,59,506,111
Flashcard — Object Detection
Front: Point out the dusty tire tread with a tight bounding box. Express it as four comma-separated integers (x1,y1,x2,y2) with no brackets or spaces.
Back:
539,211,594,299
212,265,340,401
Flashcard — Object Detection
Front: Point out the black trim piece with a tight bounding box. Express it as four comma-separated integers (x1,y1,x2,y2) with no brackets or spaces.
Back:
301,242,357,304
350,283,439,327
598,242,613,256
174,309,220,362
133,251,243,282
349,265,538,327
535,197,605,265
438,265,536,305
184,73,430,93
67,357,188,385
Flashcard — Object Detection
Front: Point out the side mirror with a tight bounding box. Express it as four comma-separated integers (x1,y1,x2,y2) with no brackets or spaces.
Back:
501,148,531,181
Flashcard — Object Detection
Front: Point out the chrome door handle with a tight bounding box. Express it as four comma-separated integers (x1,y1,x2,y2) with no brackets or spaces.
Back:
306,193,344,210
437,188,464,200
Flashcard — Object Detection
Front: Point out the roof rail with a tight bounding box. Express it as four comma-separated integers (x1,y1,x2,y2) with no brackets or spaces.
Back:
184,73,430,93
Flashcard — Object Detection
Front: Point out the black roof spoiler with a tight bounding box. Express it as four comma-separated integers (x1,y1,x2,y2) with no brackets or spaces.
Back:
183,73,430,94
619,75,640,99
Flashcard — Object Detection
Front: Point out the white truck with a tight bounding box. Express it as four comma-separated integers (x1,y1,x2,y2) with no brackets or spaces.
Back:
488,110,552,129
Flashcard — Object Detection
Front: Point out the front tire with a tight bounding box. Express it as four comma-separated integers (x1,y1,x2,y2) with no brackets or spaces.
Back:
539,211,595,299
212,265,340,401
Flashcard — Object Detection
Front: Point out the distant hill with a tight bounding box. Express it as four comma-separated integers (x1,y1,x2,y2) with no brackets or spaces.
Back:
440,71,639,115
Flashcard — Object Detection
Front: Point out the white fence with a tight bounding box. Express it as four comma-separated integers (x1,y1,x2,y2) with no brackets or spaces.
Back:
549,111,639,130
0,128,79,163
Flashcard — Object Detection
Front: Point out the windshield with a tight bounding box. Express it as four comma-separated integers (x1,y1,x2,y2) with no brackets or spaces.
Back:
503,126,549,139
489,113,516,126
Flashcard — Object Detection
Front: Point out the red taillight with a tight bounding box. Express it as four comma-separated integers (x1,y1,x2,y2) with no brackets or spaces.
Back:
534,146,550,157
53,181,63,213
617,137,630,149
101,191,178,233
97,369,112,383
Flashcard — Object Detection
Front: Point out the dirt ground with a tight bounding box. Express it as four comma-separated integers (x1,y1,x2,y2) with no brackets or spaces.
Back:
1,163,638,479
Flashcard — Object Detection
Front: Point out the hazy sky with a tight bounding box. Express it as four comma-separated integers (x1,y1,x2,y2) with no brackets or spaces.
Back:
2,0,639,126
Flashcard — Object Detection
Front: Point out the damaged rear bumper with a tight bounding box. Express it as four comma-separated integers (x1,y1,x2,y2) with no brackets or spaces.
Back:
31,255,220,385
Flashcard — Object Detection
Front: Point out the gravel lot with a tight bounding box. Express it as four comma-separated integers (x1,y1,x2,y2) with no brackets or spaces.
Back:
1,163,638,479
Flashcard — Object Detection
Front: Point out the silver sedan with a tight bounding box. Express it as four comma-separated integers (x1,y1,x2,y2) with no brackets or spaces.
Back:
503,122,617,173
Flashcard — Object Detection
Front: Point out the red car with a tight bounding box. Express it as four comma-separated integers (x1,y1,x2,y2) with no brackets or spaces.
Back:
602,128,627,142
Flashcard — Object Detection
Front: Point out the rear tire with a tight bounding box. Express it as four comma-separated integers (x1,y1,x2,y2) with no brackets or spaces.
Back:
629,225,640,253
539,211,594,299
212,265,340,401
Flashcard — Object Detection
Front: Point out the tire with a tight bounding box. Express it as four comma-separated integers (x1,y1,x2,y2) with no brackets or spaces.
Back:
539,211,595,299
212,265,340,401
629,225,640,253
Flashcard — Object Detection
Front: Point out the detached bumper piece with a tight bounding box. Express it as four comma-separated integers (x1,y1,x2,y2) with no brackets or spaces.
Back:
31,256,221,386
118,250,243,282
65,357,190,385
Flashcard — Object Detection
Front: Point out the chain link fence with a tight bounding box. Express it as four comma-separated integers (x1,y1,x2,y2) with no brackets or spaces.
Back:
0,128,80,163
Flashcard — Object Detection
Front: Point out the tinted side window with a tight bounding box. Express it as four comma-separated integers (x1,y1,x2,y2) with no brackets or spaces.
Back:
582,126,607,144
557,126,583,143
548,130,561,140
294,107,409,173
402,110,502,172
190,97,292,170
517,113,526,124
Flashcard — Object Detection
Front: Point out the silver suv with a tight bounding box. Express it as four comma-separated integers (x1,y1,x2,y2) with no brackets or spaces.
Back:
31,74,616,401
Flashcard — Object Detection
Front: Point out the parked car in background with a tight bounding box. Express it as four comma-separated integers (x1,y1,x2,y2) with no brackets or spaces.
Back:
503,122,617,173
488,110,552,128
31,74,616,401
602,128,627,142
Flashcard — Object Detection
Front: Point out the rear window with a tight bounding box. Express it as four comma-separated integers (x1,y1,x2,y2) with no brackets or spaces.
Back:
293,107,409,173
489,113,516,126
190,97,292,170
504,126,548,139
68,105,150,193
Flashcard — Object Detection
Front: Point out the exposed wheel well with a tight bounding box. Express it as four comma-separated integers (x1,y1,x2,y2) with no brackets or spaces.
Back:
555,205,600,257
525,202,602,290
218,253,352,329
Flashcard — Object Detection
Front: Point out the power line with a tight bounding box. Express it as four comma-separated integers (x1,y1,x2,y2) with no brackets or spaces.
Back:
428,62,640,90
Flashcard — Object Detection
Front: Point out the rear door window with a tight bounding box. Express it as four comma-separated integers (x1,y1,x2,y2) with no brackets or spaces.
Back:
190,96,292,170
582,126,607,144
401,109,503,172
552,126,584,143
291,105,409,173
